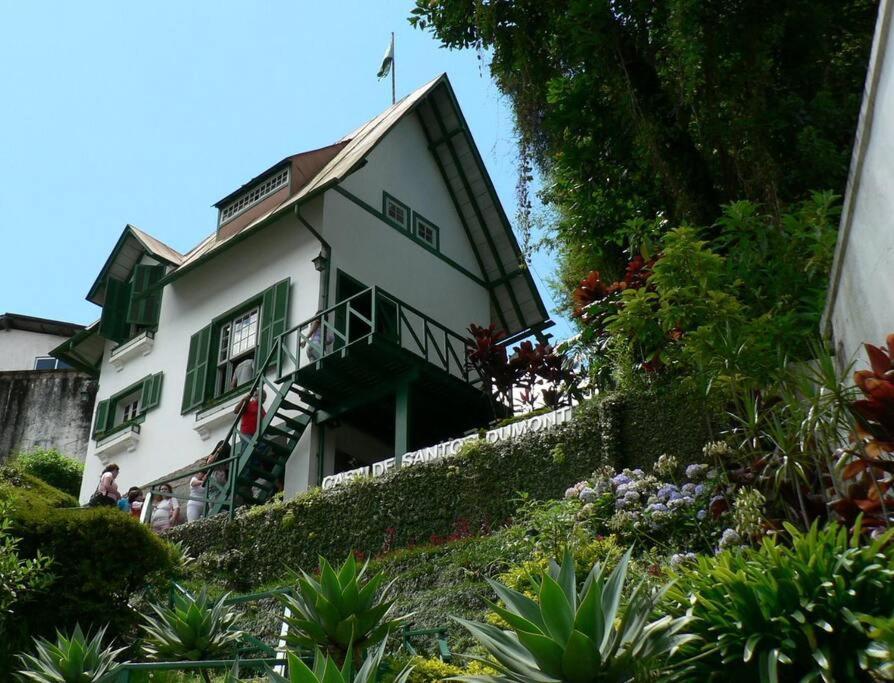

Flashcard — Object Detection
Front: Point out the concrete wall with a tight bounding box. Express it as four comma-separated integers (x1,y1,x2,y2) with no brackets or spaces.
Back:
824,0,894,370
0,328,70,371
0,370,96,461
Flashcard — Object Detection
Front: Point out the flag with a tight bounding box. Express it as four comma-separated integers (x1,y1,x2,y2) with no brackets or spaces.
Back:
377,35,394,79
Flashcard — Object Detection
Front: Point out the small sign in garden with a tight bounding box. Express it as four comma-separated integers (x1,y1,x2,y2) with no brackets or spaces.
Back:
322,405,575,489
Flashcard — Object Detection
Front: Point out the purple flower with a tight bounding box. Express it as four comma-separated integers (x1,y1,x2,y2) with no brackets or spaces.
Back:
686,464,709,481
612,474,632,486
694,484,705,496
697,509,707,520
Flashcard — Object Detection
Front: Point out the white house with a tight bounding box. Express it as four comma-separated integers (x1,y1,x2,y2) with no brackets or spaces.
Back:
52,75,550,514
0,313,82,371
823,0,894,369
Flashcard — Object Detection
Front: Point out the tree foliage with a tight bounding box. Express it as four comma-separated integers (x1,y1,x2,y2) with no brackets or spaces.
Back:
410,0,876,271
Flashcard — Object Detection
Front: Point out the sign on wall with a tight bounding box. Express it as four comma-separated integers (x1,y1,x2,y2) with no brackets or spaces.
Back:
321,405,575,489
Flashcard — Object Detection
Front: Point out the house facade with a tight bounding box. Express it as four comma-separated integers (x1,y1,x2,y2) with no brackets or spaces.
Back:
823,0,894,368
53,75,549,511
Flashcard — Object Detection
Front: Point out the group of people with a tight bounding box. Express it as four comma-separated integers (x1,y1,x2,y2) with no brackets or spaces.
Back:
84,389,272,534
86,439,233,534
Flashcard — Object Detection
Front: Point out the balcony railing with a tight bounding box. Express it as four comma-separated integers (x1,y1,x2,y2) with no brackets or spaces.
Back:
276,286,482,387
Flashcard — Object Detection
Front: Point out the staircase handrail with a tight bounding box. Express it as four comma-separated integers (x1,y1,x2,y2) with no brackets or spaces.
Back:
144,339,284,522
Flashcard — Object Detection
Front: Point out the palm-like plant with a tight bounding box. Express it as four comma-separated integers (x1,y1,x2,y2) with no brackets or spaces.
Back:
455,549,693,682
17,624,124,683
141,588,243,673
280,554,410,665
270,638,412,683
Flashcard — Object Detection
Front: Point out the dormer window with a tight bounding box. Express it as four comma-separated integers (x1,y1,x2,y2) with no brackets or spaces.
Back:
218,167,290,227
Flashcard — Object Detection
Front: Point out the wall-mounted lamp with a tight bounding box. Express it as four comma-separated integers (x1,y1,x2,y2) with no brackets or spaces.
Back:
312,251,328,272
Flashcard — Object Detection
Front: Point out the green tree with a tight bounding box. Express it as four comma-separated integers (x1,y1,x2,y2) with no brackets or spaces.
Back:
410,0,876,275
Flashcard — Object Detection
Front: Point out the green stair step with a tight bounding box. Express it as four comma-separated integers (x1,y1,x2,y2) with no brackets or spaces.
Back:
264,424,298,441
277,414,310,431
278,398,313,415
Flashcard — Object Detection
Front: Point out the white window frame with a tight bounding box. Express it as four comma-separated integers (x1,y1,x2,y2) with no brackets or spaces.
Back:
34,356,61,370
215,306,260,395
218,167,290,226
115,389,142,426
413,215,439,249
383,194,410,231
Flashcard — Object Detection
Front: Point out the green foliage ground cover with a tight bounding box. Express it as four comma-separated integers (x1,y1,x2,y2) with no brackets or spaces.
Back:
167,392,719,588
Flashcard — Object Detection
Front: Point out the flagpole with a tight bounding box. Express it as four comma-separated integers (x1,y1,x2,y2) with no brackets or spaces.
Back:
391,32,396,105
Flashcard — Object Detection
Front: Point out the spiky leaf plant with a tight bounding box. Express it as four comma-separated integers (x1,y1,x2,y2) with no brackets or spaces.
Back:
17,624,124,683
141,588,243,664
270,638,412,683
454,548,693,682
280,553,410,664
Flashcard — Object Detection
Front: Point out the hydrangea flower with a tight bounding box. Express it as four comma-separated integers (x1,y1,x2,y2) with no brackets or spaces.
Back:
719,528,742,550
579,487,599,504
564,487,578,500
612,473,632,487
685,463,709,481
696,509,707,521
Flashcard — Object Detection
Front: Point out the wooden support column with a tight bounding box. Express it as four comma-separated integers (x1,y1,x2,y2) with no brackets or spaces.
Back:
394,380,412,466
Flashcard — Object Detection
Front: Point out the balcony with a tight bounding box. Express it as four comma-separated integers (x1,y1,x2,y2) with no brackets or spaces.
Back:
275,287,486,416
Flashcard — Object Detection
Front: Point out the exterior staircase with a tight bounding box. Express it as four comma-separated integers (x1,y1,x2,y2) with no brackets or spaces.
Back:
204,341,319,517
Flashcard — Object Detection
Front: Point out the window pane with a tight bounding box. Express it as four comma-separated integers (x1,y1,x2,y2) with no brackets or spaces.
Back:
34,357,56,370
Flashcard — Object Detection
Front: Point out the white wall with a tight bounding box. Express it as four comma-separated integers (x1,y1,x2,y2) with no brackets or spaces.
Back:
79,205,323,501
0,329,70,371
329,114,491,337
825,0,894,372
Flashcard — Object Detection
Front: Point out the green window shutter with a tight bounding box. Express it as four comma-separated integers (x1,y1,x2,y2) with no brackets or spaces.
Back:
99,278,131,344
257,278,290,372
93,399,110,438
140,372,164,412
127,264,165,327
181,324,212,413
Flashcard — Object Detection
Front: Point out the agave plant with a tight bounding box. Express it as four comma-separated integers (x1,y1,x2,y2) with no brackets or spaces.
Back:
17,624,124,683
141,588,243,668
454,548,692,682
271,638,411,683
280,553,410,665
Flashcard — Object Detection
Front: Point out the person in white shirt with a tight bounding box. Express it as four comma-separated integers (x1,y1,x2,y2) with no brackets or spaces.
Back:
150,483,181,532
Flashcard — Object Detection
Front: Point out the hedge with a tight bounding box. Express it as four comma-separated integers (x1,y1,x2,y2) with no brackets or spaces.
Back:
13,448,84,498
0,466,177,668
171,386,721,589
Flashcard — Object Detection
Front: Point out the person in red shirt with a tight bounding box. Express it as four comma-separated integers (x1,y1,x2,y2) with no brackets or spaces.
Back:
234,391,267,453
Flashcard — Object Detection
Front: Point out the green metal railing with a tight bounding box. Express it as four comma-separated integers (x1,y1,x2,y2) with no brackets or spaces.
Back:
143,288,479,523
277,286,482,387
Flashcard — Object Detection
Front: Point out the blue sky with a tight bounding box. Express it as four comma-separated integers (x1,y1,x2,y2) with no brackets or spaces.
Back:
0,1,571,339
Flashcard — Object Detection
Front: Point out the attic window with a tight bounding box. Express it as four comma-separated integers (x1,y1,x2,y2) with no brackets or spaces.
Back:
382,193,410,231
218,167,290,226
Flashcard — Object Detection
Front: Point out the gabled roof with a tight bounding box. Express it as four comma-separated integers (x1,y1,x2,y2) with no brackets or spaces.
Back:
49,320,103,376
0,313,84,337
88,74,549,337
87,225,184,306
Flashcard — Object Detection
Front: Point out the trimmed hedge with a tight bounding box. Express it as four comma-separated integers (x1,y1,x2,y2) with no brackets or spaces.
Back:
0,466,177,667
171,387,721,589
13,448,84,498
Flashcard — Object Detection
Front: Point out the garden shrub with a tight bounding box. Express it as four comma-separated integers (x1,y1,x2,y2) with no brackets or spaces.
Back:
171,393,719,589
14,448,84,498
0,465,177,669
664,521,894,681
